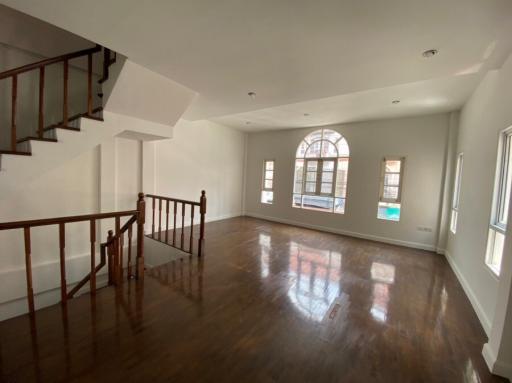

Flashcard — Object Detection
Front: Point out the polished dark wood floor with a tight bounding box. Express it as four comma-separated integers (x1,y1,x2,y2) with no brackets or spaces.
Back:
0,217,507,382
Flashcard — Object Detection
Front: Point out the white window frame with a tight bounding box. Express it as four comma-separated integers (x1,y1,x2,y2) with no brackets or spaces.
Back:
292,129,350,214
378,157,405,204
261,159,275,204
376,157,404,222
485,127,512,276
450,153,464,234
303,158,337,197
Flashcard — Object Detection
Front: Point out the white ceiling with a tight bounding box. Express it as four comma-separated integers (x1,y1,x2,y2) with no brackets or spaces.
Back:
213,74,483,131
2,0,512,130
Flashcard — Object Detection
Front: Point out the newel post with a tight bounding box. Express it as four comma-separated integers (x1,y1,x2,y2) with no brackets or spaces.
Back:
198,190,207,257
136,193,146,280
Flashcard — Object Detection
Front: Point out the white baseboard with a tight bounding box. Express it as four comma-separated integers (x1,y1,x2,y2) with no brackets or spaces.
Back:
0,273,109,321
483,342,512,380
445,250,492,335
244,212,437,252
0,244,131,321
207,212,242,223
483,343,497,372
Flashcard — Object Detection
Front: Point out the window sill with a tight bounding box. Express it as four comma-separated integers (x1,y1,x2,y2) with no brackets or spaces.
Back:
484,263,500,280
376,217,400,223
291,205,344,215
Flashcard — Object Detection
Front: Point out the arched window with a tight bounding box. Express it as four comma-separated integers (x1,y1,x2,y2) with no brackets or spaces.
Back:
292,129,349,214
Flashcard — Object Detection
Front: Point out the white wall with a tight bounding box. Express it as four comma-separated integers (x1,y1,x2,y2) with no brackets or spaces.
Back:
0,146,101,319
153,119,246,222
244,113,450,250
445,54,512,334
115,137,142,211
444,53,512,378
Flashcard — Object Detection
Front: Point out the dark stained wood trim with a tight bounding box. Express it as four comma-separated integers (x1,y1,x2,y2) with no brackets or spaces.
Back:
0,210,137,230
11,75,17,151
38,67,45,138
0,45,101,79
17,137,58,144
0,150,32,156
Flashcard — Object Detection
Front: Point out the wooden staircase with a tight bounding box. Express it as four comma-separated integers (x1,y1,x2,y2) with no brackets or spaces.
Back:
0,45,116,158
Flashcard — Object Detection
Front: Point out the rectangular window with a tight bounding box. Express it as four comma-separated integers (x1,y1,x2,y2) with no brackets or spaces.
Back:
292,158,347,214
261,160,275,204
450,153,464,234
485,128,512,276
377,157,404,221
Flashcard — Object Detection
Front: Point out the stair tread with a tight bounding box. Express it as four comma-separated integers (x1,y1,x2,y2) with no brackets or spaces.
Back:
17,137,58,144
83,115,104,122
0,150,32,156
44,125,81,133
42,107,104,131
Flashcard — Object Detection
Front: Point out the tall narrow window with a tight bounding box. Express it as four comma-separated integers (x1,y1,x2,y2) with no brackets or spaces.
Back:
292,129,349,214
485,128,512,276
261,160,275,204
377,157,404,221
450,153,464,234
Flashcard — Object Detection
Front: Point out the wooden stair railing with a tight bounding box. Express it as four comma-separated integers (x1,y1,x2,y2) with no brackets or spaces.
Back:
0,193,146,316
146,191,207,257
0,44,116,154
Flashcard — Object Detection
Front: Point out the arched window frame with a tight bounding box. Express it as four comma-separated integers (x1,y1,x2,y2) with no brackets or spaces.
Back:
292,129,350,214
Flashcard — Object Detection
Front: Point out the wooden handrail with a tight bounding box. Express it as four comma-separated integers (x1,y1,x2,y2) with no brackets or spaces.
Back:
0,45,101,80
0,210,137,230
146,194,201,206
0,193,146,316
147,191,207,257
104,214,137,247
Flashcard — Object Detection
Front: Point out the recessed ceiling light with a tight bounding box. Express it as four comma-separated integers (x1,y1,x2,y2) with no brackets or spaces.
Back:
392,100,400,104
422,49,438,58
248,91,256,99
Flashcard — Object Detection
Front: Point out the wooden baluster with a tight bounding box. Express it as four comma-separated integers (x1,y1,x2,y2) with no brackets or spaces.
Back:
127,224,133,279
181,203,185,250
114,237,119,285
158,198,162,241
87,53,93,116
62,59,69,127
151,197,156,239
103,48,111,82
189,205,195,254
136,193,146,280
59,223,67,305
90,219,96,294
11,75,17,151
23,227,35,315
38,67,45,138
115,216,121,282
173,201,177,246
120,232,125,280
107,230,114,285
198,191,207,257
165,200,170,244
100,244,107,285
